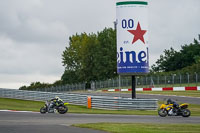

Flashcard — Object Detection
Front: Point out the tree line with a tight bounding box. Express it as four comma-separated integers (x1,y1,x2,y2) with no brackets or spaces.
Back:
19,27,200,90
151,39,200,75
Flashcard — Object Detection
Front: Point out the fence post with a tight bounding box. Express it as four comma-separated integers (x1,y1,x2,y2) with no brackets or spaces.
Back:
195,72,197,85
187,73,190,86
146,76,148,87
172,74,176,85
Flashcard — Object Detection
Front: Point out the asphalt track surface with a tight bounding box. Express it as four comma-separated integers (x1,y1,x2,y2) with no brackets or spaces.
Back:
72,92,200,105
1,111,200,133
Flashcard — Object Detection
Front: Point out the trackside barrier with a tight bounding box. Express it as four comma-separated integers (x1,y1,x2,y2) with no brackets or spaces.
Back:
89,96,157,110
0,88,87,105
0,88,157,110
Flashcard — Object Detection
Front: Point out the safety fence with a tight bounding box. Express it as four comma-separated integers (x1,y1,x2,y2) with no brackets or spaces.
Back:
0,88,157,110
92,73,200,90
25,73,200,92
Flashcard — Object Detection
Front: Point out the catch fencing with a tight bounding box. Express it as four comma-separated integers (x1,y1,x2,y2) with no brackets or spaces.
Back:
0,88,157,110
92,73,200,90
26,73,200,92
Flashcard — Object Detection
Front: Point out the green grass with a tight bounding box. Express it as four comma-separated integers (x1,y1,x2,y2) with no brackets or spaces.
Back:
0,97,200,116
0,98,44,111
73,123,200,133
189,103,200,116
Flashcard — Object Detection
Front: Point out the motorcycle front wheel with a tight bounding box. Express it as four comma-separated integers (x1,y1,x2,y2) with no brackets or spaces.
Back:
58,106,68,114
40,107,47,114
182,109,191,117
158,109,167,117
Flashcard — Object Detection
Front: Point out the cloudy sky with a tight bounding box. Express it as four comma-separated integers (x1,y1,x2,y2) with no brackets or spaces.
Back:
0,0,200,89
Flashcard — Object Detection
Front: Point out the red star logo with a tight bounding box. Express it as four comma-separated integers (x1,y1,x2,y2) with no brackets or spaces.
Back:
128,22,147,44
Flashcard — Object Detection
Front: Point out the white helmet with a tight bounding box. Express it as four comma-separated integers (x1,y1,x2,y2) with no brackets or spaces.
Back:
55,96,60,100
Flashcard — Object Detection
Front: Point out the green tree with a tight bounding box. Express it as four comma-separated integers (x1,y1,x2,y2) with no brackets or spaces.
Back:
19,85,27,90
151,47,179,72
94,28,117,80
19,82,51,91
179,39,200,68
61,28,117,84
151,39,200,72
62,33,98,83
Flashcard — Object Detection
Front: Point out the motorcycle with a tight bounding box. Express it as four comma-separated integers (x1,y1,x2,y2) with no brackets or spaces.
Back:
158,101,191,117
40,100,68,114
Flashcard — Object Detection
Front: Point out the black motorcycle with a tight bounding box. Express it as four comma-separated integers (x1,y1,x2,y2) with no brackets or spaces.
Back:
40,100,68,114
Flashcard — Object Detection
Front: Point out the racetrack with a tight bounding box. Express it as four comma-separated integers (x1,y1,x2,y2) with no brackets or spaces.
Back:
1,111,200,133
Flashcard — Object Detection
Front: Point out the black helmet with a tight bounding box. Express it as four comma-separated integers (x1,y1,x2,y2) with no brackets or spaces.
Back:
167,99,172,104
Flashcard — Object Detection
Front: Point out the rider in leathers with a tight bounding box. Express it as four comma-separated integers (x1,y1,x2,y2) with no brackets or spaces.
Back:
48,96,63,112
167,99,179,114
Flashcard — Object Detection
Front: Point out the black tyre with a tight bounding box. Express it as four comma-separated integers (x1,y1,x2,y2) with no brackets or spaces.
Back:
182,109,191,117
158,109,167,117
40,107,47,114
58,106,68,114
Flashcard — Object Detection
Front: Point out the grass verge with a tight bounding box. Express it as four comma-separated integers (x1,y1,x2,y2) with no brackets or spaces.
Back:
0,97,200,116
73,123,200,133
0,97,44,111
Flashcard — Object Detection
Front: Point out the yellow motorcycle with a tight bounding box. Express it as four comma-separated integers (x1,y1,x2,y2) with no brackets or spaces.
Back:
158,101,191,117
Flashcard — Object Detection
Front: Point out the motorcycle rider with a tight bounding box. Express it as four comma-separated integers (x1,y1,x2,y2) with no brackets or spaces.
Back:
167,99,179,114
48,96,63,112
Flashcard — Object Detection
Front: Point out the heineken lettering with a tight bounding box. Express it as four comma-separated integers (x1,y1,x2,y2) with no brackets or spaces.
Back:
117,47,149,64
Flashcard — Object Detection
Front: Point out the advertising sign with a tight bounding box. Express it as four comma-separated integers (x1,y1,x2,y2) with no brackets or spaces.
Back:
116,1,149,75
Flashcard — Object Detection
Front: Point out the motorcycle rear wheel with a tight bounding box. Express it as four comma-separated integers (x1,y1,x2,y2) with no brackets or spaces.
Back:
40,107,47,114
182,109,191,117
158,109,167,117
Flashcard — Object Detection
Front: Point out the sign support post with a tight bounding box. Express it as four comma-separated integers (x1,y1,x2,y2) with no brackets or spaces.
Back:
132,75,136,99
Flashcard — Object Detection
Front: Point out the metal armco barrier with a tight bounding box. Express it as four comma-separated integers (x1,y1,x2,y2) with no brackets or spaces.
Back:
0,88,87,105
89,96,157,110
0,88,157,110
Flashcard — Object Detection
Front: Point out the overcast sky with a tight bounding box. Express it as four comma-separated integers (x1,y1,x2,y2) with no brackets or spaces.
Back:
0,0,200,89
